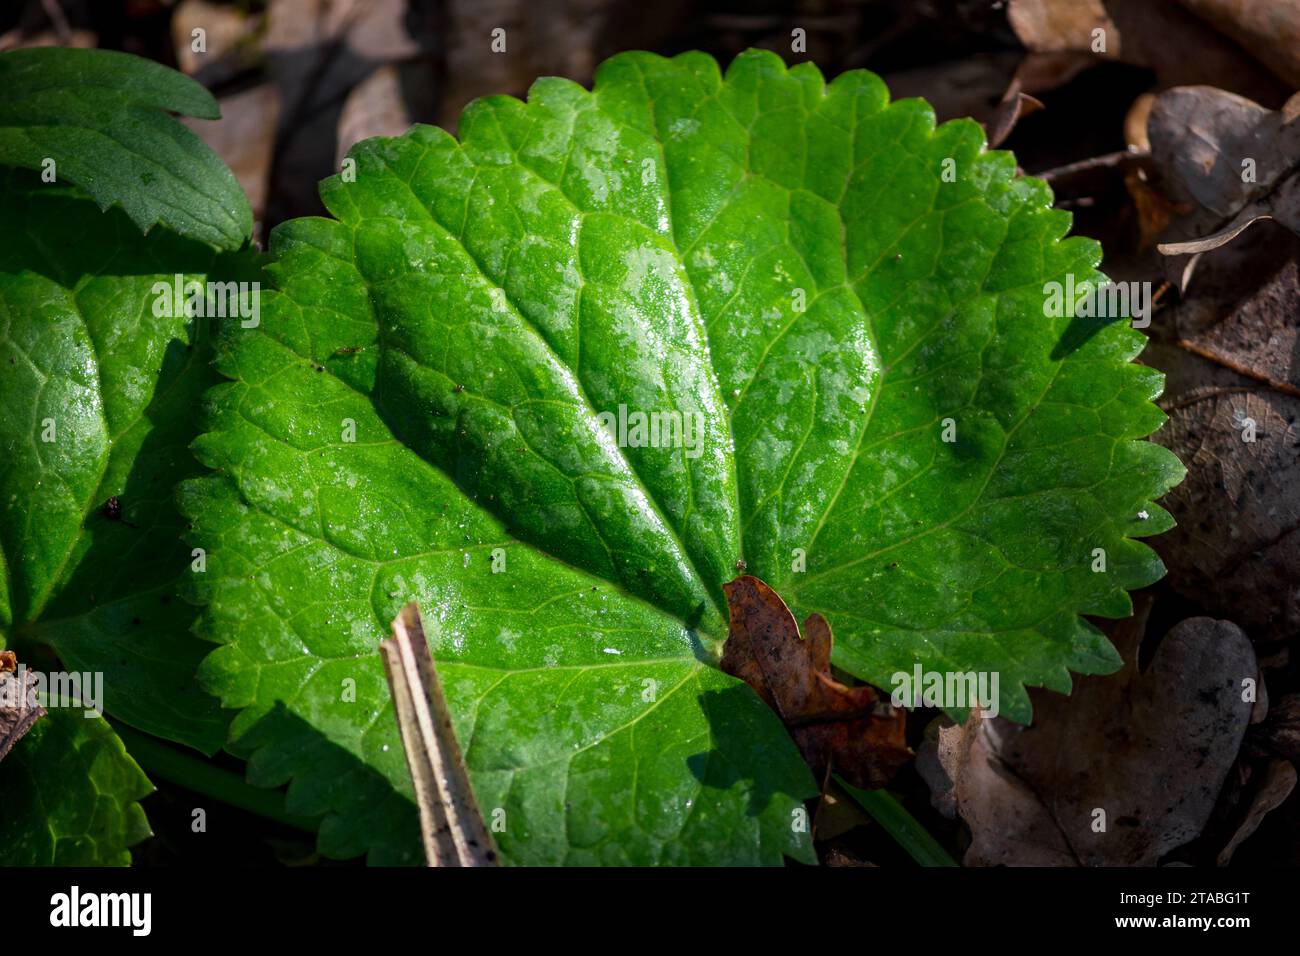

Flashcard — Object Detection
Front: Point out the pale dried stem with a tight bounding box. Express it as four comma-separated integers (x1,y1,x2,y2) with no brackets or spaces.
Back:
380,603,498,867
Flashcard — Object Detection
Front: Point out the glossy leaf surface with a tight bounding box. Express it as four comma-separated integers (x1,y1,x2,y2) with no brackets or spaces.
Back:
185,50,1181,864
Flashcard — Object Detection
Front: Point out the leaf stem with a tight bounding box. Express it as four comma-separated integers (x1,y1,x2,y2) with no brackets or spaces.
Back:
835,775,958,867
112,723,320,833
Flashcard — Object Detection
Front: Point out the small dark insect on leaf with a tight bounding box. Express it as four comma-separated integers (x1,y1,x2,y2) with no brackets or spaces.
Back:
99,495,139,528
735,558,747,572
453,383,465,393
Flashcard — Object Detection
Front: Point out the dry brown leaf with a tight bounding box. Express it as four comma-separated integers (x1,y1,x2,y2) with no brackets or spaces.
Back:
924,713,1078,866
1175,0,1300,88
823,847,877,867
261,0,437,223
1126,167,1188,251
1007,50,1098,99
882,52,1022,127
812,785,870,842
1125,92,1157,152
1008,0,1286,102
1163,233,1299,386
335,63,412,166
1143,227,1300,641
1151,371,1300,641
1259,694,1300,761
172,0,264,87
439,0,611,130
183,86,280,235
1154,87,1294,217
0,653,44,763
922,609,1256,866
720,575,910,791
1249,666,1270,724
0,27,96,52
1009,0,1117,54
1216,758,1297,865
987,91,1045,149
1148,86,1300,255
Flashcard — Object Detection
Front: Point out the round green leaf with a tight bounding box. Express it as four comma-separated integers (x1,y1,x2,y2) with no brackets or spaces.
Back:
185,50,1182,865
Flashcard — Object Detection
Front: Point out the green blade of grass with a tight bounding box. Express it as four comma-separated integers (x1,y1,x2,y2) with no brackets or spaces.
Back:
835,775,958,867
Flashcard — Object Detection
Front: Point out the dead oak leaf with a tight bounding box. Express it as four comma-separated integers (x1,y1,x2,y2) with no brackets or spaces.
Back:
1150,86,1300,256
1008,0,1285,102
720,575,910,791
0,652,44,763
1142,227,1300,642
921,607,1256,866
1216,758,1297,866
1175,0,1300,89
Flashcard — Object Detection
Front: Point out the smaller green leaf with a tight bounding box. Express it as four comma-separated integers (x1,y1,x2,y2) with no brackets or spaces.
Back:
0,169,235,754
0,708,153,865
0,47,252,249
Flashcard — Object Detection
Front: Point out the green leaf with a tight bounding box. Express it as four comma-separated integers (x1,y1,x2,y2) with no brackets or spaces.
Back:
0,707,153,865
183,472,817,865
185,49,1182,864
112,721,320,833
0,169,230,754
0,47,252,250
